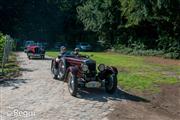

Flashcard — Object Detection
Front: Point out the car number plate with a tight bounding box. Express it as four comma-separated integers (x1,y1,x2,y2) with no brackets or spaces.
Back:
34,54,40,57
85,81,101,88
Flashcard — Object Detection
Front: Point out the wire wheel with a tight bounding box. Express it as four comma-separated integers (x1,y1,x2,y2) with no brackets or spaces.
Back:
67,72,78,96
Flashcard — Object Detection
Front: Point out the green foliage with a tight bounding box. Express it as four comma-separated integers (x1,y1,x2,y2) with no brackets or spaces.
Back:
77,0,112,31
48,0,83,11
0,33,6,61
0,53,19,78
114,44,165,57
0,0,179,59
76,0,179,58
77,0,122,45
120,0,149,27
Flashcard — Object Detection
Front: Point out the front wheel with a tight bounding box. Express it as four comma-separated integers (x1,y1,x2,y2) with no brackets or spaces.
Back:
105,74,117,94
67,72,78,96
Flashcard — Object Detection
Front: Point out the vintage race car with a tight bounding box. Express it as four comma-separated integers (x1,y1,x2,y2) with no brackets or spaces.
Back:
51,53,118,96
27,45,45,59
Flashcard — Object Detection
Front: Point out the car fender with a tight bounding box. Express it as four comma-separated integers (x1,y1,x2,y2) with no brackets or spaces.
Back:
98,66,118,80
65,66,79,82
110,66,118,75
104,66,118,75
67,66,79,75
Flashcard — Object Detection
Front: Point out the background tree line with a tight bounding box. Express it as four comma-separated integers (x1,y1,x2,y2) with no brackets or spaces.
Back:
0,0,179,58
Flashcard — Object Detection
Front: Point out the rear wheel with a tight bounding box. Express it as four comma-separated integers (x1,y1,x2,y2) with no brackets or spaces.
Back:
67,72,78,96
105,74,117,94
58,59,66,80
51,60,54,73
51,60,58,79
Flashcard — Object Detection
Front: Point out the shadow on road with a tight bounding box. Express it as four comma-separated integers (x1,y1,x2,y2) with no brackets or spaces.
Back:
77,88,149,103
0,78,28,89
29,57,52,61
19,68,36,72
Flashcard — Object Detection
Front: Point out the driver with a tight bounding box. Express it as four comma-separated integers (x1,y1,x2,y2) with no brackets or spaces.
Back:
54,46,67,79
59,46,67,57
56,46,67,68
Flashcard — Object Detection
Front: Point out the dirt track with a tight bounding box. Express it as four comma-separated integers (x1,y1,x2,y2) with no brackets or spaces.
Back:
108,84,180,120
0,52,179,120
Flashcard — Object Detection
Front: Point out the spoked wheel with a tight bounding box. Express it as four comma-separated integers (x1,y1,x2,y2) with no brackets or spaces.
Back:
51,60,58,79
58,60,66,80
105,74,117,94
51,60,54,73
67,72,78,96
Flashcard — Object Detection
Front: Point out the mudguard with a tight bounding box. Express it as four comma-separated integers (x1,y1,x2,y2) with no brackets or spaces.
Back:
68,66,79,75
98,66,118,80
65,66,79,81
110,66,118,75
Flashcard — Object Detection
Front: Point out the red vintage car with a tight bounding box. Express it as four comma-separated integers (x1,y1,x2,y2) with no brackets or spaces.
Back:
51,52,118,96
27,45,45,59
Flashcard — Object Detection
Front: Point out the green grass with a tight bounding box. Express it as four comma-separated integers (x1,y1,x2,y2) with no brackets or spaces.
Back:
47,51,180,93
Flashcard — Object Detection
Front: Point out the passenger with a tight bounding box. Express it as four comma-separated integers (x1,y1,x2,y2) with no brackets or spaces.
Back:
73,48,80,56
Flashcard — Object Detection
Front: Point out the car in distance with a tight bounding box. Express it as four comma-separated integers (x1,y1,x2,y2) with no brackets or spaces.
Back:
51,52,118,96
24,40,35,53
26,45,45,59
76,42,92,51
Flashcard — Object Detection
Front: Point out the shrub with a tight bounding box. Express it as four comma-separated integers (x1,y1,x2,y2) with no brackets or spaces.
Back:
113,43,180,58
0,32,6,61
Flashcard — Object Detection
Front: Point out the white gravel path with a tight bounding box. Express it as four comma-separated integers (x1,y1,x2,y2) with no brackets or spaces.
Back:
0,52,122,120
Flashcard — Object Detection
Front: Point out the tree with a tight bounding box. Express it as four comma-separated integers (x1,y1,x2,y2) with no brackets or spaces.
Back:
77,0,122,46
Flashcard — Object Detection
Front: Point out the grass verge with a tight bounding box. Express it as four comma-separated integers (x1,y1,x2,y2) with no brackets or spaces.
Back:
0,53,19,79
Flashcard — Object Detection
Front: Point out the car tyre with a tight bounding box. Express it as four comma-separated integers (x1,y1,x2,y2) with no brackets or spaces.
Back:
58,59,66,80
67,72,78,96
51,60,58,79
51,60,54,73
105,74,117,94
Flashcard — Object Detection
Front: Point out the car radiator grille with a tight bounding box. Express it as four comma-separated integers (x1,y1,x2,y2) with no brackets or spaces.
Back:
87,63,96,71
35,48,40,53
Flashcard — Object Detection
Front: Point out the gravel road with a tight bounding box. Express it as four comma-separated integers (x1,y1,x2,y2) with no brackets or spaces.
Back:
0,52,122,120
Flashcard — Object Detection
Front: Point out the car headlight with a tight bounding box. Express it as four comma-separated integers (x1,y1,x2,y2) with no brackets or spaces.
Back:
81,64,89,72
98,64,105,71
